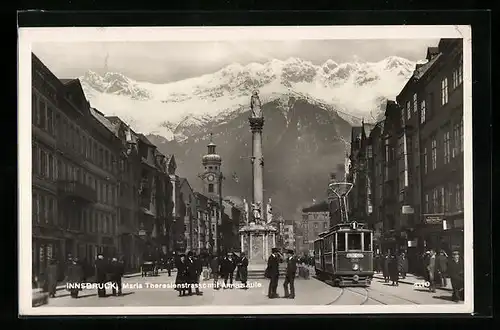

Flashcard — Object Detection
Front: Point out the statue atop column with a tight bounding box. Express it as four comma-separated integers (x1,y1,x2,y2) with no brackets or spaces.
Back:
250,90,263,118
266,198,273,224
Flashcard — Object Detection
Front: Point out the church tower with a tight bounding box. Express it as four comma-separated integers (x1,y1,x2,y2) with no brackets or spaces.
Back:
201,133,222,199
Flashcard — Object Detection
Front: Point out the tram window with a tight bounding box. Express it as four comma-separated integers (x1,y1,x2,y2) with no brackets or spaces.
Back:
347,233,362,251
364,233,372,251
337,233,346,251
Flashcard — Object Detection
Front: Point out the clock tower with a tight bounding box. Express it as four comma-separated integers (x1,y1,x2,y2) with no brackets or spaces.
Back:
201,133,222,199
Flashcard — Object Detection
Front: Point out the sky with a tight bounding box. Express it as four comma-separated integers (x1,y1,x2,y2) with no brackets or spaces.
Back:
32,39,438,84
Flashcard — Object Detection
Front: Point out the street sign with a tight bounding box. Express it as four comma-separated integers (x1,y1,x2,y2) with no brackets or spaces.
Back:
423,214,444,225
402,205,414,214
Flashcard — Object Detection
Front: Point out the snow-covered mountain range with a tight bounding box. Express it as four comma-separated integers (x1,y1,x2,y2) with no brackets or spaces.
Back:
79,56,422,140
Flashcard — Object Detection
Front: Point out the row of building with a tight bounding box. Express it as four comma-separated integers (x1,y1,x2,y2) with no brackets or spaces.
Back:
297,38,464,265
32,54,242,278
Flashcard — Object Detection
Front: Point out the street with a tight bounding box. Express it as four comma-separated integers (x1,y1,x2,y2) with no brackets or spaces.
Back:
41,269,461,307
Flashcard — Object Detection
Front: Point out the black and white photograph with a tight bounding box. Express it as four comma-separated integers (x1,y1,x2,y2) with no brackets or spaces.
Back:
18,25,472,315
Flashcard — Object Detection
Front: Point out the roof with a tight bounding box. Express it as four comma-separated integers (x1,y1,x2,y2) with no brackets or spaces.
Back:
302,200,329,213
138,134,155,146
89,107,117,133
60,78,78,85
426,47,439,61
414,53,442,80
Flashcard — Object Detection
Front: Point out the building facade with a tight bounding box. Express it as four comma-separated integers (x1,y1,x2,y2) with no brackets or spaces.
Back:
283,223,295,250
179,178,197,252
32,54,121,278
349,39,464,269
301,202,330,253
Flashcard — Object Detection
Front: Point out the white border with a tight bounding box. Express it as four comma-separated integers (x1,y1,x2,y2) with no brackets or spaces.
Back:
19,25,473,316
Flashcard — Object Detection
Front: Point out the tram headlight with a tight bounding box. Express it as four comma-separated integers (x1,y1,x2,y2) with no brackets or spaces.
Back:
352,263,359,271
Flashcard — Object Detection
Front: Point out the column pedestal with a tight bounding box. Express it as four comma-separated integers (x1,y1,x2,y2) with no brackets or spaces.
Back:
239,223,278,266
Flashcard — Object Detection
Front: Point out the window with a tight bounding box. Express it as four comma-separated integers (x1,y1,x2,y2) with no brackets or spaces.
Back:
208,184,214,193
363,233,372,251
440,186,446,213
47,197,54,224
406,101,411,120
420,100,426,124
452,119,464,158
40,194,45,223
337,233,346,251
441,78,449,105
458,55,463,85
47,106,54,134
40,100,46,129
48,154,54,180
40,150,47,178
456,183,463,211
32,93,39,125
452,58,463,89
443,130,451,164
432,188,439,213
33,193,39,223
424,193,429,213
447,184,454,213
413,93,418,113
347,233,362,250
431,137,437,170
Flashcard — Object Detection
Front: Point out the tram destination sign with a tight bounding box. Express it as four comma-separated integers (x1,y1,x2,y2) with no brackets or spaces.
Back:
423,214,444,225
346,253,364,258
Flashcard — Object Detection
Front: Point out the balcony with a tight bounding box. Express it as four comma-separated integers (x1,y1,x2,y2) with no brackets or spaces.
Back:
57,180,97,203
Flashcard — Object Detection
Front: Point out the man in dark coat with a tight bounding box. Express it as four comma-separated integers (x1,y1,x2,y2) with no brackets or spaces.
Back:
45,258,59,298
186,251,202,296
220,252,236,289
210,255,221,289
448,251,464,302
166,256,173,277
175,254,189,296
95,254,108,297
437,250,449,287
65,257,84,298
266,248,281,298
110,257,125,296
426,249,437,292
283,249,297,298
383,250,391,283
237,252,249,289
388,252,399,286
397,252,409,279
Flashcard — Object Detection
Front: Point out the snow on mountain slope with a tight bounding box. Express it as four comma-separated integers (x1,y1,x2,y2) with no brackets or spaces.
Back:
79,56,422,139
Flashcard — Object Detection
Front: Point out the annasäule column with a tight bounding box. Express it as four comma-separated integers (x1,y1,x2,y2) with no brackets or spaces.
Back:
250,117,265,218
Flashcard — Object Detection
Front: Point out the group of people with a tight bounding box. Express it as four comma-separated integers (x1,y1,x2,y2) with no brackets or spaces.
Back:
174,251,250,296
265,248,298,299
34,254,126,299
375,250,408,286
374,249,464,302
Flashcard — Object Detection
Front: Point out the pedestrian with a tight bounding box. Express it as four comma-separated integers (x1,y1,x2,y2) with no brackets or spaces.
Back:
166,256,173,277
398,251,408,279
426,249,437,293
283,249,297,299
221,252,236,289
238,252,249,289
186,251,202,296
388,252,399,286
175,253,189,297
383,250,391,283
210,255,221,289
65,257,84,298
110,257,124,296
373,253,380,273
95,254,108,297
45,258,58,298
265,247,281,298
447,250,464,302
437,250,449,287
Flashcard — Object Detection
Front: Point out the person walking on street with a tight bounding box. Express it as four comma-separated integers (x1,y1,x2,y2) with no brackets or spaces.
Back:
398,251,408,279
266,248,281,298
95,254,108,297
426,249,437,293
175,253,189,297
110,257,124,296
283,249,297,299
186,251,202,296
210,255,221,290
437,250,449,288
237,252,249,289
45,258,58,298
221,252,236,289
388,252,399,286
383,250,391,283
65,257,84,298
448,251,464,302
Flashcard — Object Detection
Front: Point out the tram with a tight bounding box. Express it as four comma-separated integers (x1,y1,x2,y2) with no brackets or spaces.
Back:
313,182,374,287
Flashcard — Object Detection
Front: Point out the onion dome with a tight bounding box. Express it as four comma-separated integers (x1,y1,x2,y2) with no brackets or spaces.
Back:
202,133,222,165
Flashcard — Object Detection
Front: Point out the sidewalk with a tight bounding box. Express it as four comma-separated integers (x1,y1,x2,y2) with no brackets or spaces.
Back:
372,273,453,292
